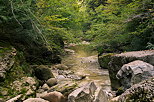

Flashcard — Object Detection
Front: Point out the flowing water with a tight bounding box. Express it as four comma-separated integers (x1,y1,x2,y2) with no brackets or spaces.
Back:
62,44,111,90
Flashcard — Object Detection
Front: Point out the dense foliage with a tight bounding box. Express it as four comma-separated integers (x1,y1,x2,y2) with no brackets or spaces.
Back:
0,0,83,64
0,0,153,58
81,0,154,53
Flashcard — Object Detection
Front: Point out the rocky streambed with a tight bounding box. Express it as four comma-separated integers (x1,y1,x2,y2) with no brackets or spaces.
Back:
1,43,154,102
62,44,111,89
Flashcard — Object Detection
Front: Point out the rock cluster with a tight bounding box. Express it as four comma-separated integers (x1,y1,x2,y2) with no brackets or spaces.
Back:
108,50,154,90
68,82,113,102
0,47,16,80
98,50,154,102
12,77,37,96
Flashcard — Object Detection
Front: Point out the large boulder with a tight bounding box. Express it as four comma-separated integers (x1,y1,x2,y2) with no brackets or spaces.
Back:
23,98,49,102
0,46,16,80
33,65,54,81
38,91,66,102
68,82,97,102
116,60,154,90
117,77,154,102
108,50,154,90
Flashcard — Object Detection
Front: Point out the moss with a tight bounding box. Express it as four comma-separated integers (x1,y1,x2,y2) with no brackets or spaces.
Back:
116,87,124,96
0,51,34,101
98,53,115,69
0,46,13,57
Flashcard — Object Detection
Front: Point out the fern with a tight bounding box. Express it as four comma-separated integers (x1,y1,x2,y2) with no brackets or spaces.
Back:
146,42,154,50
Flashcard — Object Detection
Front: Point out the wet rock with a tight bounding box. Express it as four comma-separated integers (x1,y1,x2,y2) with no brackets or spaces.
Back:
66,74,86,80
33,65,54,80
23,98,49,102
48,81,77,97
42,84,50,91
116,60,154,90
108,50,154,90
0,47,16,80
117,77,154,102
39,91,66,102
68,82,97,102
12,77,37,96
6,94,22,102
46,78,57,87
53,64,69,70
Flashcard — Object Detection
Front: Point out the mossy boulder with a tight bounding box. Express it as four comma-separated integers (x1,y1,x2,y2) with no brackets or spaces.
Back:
33,65,54,81
98,53,114,69
117,77,154,102
46,78,57,87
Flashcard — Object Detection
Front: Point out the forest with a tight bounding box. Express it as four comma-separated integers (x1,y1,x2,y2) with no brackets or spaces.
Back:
1,0,154,54
0,0,154,102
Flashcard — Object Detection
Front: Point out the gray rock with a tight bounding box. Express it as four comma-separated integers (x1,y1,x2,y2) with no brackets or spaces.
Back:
117,77,154,102
108,50,154,90
56,75,70,82
116,60,154,90
33,65,54,80
68,82,97,102
23,98,49,102
46,78,57,87
39,91,66,102
0,47,16,80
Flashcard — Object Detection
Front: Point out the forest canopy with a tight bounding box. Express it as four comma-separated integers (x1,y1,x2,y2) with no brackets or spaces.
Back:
0,0,154,55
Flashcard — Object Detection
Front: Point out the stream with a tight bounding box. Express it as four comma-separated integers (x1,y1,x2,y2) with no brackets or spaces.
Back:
62,44,111,90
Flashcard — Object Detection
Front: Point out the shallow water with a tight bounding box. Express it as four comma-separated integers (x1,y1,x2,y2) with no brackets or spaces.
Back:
62,44,111,89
